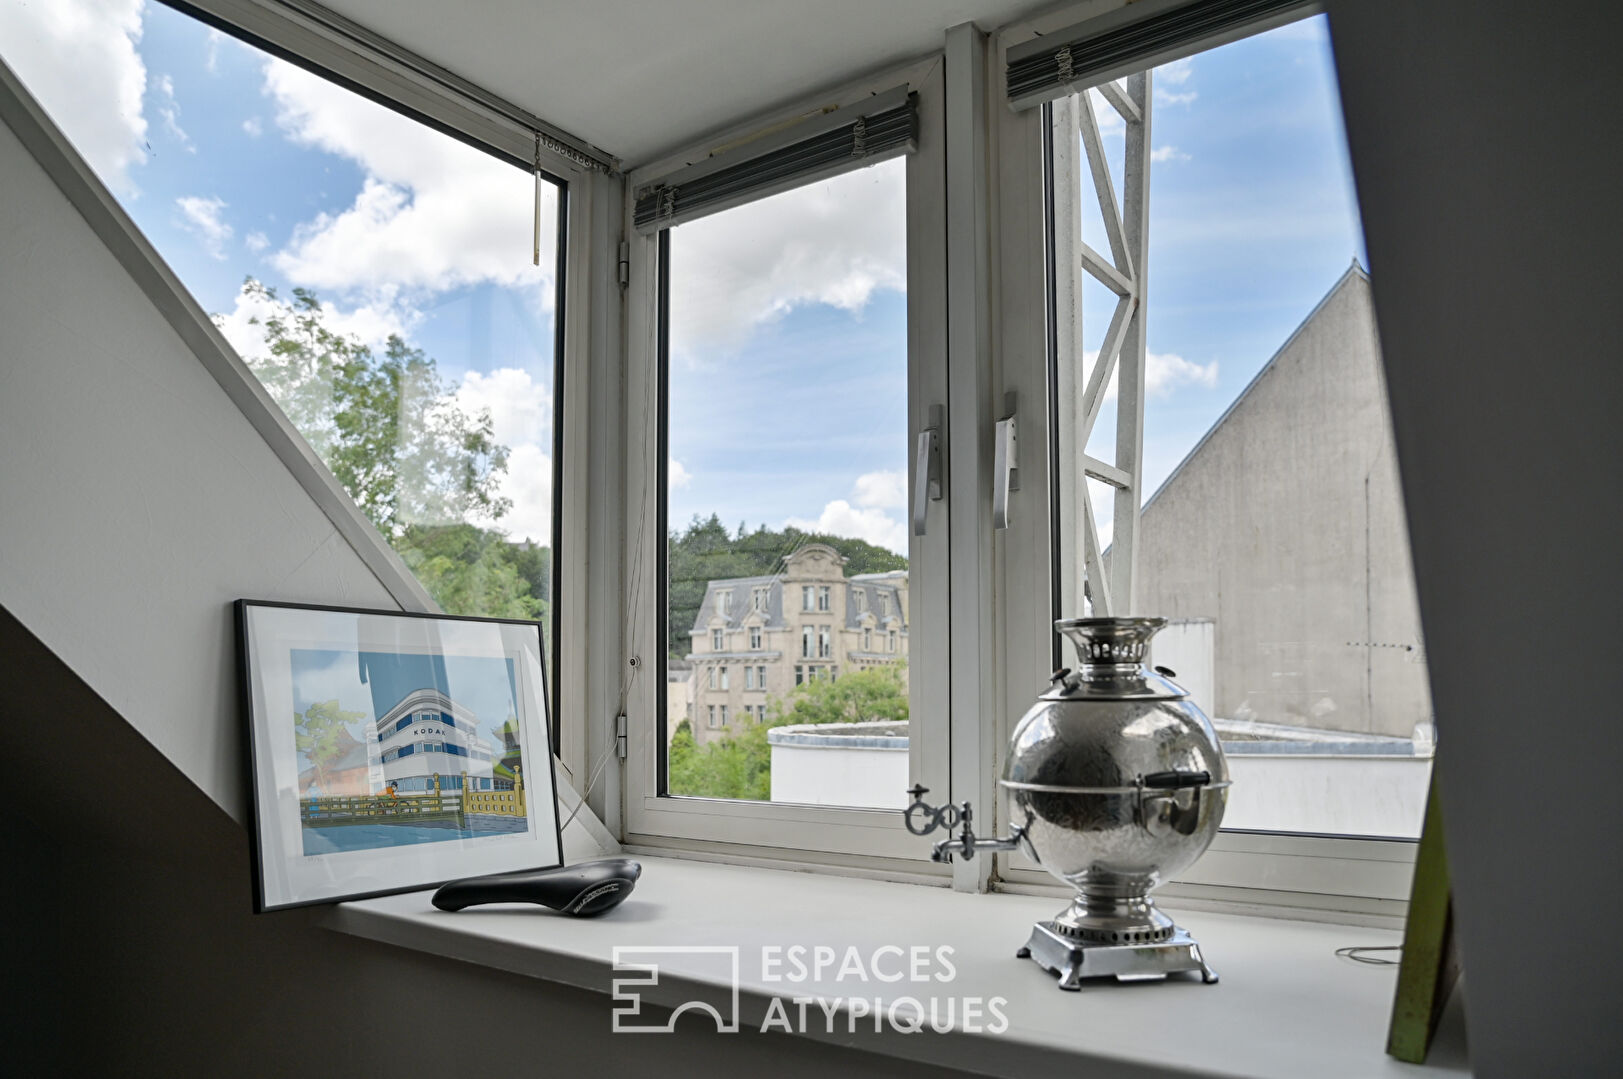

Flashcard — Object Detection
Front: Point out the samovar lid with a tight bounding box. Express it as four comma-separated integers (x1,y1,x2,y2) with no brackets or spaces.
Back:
1042,616,1188,701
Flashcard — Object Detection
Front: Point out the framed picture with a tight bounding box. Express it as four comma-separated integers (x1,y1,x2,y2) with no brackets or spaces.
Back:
237,600,562,911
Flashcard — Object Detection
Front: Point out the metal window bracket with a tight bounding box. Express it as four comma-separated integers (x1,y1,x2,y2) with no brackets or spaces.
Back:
617,241,630,288
913,404,945,536
615,713,628,759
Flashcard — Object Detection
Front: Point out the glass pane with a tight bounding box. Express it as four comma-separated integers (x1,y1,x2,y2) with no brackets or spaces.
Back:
663,159,910,807
0,2,562,688
1051,15,1433,837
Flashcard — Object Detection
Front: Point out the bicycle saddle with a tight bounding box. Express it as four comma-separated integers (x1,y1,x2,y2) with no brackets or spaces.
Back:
432,858,642,916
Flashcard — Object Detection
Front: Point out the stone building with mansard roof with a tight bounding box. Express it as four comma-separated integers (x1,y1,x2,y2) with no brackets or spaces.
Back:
685,544,907,745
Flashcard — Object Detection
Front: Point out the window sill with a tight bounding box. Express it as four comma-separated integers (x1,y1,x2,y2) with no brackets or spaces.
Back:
322,856,1467,1078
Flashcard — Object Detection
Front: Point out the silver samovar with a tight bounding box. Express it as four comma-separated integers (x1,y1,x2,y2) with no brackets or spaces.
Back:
904,617,1230,987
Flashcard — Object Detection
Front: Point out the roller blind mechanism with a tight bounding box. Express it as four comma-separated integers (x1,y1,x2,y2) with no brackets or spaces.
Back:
1005,0,1315,110
633,86,917,234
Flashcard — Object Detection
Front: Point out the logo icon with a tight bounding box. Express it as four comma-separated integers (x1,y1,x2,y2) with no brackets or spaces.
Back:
611,946,741,1033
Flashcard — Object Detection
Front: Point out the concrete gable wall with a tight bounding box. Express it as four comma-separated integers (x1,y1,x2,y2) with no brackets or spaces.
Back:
1136,272,1431,736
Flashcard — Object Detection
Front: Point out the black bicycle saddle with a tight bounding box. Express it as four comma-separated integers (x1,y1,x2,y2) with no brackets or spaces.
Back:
432,858,642,916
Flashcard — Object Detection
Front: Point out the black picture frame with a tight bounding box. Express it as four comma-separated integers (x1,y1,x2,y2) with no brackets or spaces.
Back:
237,599,564,912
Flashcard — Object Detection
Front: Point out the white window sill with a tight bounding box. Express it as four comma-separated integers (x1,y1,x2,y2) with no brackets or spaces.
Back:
322,856,1468,1078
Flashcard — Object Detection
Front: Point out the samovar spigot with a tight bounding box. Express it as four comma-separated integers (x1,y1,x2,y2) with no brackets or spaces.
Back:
903,785,1026,863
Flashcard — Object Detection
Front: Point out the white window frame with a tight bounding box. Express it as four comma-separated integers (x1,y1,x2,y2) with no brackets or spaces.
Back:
72,0,613,817
802,585,815,611
719,666,729,691
817,586,832,612
749,625,762,650
987,3,1416,920
621,56,951,865
711,628,724,650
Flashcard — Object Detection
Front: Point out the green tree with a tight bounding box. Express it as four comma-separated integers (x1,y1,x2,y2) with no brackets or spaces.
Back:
667,664,908,800
665,514,908,658
294,699,367,793
231,278,509,536
221,279,551,622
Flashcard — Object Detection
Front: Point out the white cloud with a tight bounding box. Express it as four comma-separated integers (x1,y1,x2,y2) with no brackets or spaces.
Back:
176,195,233,259
155,73,192,151
261,58,555,306
1154,57,1198,108
242,116,262,137
453,368,554,542
204,28,225,74
785,469,910,555
213,279,408,360
853,469,907,510
485,442,552,543
669,157,906,358
786,500,908,556
1151,145,1190,164
0,0,148,193
1088,350,1219,401
1147,352,1219,395
1158,58,1195,85
669,460,693,488
453,368,551,449
245,230,269,253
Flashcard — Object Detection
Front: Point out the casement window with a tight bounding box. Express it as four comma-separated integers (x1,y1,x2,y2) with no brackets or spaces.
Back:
745,666,756,690
757,665,767,688
750,626,763,650
707,705,718,728
719,704,729,726
712,628,725,650
888,631,897,653
717,590,732,616
0,0,596,758
992,3,1426,913
707,666,717,691
627,58,949,853
753,588,770,612
719,666,729,691
864,629,873,651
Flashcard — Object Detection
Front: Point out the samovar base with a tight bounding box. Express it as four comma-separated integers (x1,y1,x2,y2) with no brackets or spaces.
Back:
1017,921,1218,988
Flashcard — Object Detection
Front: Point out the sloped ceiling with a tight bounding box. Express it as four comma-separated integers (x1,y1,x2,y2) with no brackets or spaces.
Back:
319,0,1060,165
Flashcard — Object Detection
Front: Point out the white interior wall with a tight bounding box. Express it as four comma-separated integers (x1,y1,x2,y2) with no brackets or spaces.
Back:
1325,1,1623,1073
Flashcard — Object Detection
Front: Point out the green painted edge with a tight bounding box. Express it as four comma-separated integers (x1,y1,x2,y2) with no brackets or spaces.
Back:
1387,770,1459,1063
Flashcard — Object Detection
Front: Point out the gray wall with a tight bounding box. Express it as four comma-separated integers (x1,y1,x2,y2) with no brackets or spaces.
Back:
1326,0,1623,1073
0,605,980,1079
1137,270,1431,737
0,110,401,825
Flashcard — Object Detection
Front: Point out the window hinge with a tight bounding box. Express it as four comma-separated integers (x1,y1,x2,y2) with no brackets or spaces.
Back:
615,713,628,759
617,240,630,289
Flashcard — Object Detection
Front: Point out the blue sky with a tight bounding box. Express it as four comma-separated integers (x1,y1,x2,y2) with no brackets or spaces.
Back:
0,0,561,544
1,3,1363,559
289,648,519,771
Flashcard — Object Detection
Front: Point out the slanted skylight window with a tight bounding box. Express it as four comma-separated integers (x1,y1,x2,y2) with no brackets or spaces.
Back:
0,0,564,679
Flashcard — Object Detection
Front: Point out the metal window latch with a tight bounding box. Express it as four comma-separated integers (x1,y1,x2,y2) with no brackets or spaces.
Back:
615,713,628,759
912,404,944,537
617,241,630,288
993,391,1019,530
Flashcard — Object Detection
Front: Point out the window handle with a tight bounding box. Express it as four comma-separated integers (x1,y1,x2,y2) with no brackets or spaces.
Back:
993,392,1019,530
913,404,944,537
